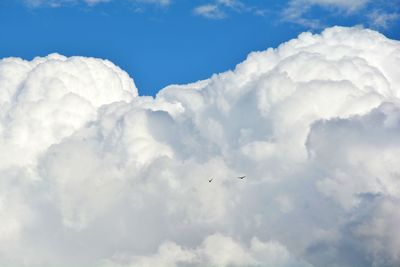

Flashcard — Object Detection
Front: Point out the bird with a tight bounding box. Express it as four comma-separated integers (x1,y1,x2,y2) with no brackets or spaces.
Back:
237,176,246,179
208,178,213,182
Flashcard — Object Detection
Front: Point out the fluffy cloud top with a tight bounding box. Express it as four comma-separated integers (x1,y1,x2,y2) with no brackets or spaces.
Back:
0,26,400,267
0,53,136,170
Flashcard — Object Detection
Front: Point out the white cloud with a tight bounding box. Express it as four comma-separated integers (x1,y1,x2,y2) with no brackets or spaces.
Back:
368,10,400,29
0,53,136,170
24,0,110,7
217,0,245,10
307,0,369,11
282,0,370,28
137,0,171,6
23,0,170,7
102,234,311,267
194,0,265,19
1,26,400,267
193,4,225,19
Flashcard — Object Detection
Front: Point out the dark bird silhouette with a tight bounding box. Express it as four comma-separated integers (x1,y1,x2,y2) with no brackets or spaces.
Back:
208,178,213,182
237,176,246,179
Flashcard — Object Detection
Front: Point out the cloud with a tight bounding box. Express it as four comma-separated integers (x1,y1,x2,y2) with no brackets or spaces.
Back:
23,0,110,7
193,0,265,19
102,234,312,267
281,0,400,31
1,26,400,267
0,53,136,170
282,0,370,28
23,0,170,8
308,0,369,11
368,10,400,29
137,0,171,6
193,4,225,19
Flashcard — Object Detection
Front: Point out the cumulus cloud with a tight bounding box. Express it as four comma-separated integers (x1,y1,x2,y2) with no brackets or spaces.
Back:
0,53,135,170
1,26,400,267
102,234,311,267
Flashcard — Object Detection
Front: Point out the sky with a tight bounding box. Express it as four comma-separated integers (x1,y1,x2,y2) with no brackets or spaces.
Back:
1,1,400,267
1,0,399,95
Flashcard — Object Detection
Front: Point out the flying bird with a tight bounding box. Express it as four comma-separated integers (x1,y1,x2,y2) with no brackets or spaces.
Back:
208,178,213,182
237,176,246,179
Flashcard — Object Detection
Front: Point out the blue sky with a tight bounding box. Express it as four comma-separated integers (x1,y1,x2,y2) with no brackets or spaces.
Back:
1,0,399,95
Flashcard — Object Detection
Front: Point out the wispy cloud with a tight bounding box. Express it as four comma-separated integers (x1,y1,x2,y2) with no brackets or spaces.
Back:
193,4,225,19
23,0,171,8
281,0,370,29
136,0,171,7
368,9,400,29
193,0,266,19
23,0,109,7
